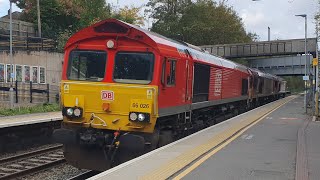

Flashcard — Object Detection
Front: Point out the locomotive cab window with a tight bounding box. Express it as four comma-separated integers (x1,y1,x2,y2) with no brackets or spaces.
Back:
166,60,176,86
67,50,107,81
113,52,154,84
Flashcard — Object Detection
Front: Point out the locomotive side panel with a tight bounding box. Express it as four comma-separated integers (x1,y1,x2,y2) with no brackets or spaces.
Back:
208,66,222,100
221,67,242,99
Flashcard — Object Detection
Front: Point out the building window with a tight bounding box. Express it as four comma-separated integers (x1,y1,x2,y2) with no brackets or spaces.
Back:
6,64,13,83
40,67,46,84
15,65,23,82
166,60,176,86
0,64,4,82
24,66,31,82
32,66,38,83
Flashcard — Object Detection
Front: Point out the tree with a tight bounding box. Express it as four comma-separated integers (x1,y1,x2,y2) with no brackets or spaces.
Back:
16,0,112,38
16,0,79,39
15,0,113,51
146,0,193,38
315,11,320,42
113,5,144,26
15,1,144,38
147,0,255,45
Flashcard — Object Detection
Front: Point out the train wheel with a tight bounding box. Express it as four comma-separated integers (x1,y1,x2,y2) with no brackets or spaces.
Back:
158,130,174,147
0,137,4,152
64,144,111,171
144,129,160,153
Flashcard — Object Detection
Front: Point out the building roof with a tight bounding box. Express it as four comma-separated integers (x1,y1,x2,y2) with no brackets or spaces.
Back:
1,11,23,20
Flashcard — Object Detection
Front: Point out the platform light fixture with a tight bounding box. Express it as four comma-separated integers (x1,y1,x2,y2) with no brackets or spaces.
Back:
9,0,16,109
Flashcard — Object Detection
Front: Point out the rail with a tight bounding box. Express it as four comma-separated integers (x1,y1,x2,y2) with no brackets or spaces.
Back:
0,145,64,180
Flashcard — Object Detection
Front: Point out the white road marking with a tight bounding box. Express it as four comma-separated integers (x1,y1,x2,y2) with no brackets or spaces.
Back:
241,134,248,139
245,134,254,140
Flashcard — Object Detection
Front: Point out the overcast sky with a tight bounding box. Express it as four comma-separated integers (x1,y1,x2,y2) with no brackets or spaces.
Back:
0,0,318,41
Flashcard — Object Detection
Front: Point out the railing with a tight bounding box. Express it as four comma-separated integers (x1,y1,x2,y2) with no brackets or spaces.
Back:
0,33,56,51
200,38,317,59
0,81,59,104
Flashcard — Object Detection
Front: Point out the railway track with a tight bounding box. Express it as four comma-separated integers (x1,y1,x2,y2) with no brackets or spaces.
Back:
0,144,65,180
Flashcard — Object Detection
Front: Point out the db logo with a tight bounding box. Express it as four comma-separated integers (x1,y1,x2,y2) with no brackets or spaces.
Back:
101,90,114,100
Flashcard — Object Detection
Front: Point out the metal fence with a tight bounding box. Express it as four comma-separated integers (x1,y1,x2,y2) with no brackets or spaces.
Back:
0,81,59,106
0,18,36,37
0,33,55,51
201,38,317,59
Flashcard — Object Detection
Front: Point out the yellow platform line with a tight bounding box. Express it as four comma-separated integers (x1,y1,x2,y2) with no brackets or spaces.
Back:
140,96,296,180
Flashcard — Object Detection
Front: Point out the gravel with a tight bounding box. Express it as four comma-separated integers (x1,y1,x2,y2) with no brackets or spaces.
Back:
18,163,89,180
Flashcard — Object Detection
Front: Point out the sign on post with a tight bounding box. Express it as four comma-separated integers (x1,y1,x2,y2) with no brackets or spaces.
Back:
303,76,309,81
313,58,318,66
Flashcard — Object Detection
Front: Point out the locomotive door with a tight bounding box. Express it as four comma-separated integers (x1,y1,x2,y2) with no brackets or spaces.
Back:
159,58,183,107
185,59,193,103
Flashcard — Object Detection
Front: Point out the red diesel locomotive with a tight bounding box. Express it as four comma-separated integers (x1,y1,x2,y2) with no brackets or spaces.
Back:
53,19,286,171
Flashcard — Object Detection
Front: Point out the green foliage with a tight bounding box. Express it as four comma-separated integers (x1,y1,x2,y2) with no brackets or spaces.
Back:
147,0,255,45
0,103,60,116
15,0,258,52
15,0,144,52
283,76,304,93
232,59,249,66
16,0,80,40
112,5,144,26
15,0,112,51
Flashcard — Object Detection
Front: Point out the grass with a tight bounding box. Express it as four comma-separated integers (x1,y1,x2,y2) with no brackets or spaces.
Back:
0,103,61,116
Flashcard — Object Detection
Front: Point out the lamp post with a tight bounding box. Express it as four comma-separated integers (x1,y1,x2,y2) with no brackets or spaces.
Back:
37,0,41,38
295,14,308,113
268,26,270,41
9,0,14,109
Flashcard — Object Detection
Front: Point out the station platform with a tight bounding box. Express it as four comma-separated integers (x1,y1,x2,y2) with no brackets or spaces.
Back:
89,95,320,180
0,111,62,128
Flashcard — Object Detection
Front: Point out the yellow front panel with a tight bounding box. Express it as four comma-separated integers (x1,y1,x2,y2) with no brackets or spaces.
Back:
61,81,158,133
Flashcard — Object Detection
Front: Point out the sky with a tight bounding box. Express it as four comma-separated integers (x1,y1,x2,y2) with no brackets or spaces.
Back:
0,0,318,41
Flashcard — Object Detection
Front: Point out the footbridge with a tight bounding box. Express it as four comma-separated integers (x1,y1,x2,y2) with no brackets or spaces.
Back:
200,38,317,76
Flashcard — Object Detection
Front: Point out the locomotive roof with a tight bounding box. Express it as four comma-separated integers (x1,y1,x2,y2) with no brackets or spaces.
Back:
250,68,281,80
122,21,249,73
66,19,247,73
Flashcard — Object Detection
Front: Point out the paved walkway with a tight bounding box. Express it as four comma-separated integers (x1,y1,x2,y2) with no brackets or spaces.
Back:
306,118,320,180
0,111,62,128
90,96,305,180
182,96,317,180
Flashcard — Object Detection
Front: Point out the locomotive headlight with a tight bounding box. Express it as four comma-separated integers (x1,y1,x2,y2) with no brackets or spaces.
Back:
138,113,145,122
129,112,138,121
66,108,74,116
106,40,115,49
73,108,81,117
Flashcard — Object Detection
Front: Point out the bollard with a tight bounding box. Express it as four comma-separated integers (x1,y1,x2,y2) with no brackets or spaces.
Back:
9,86,14,109
316,92,319,117
15,80,18,103
47,84,49,103
30,81,33,103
